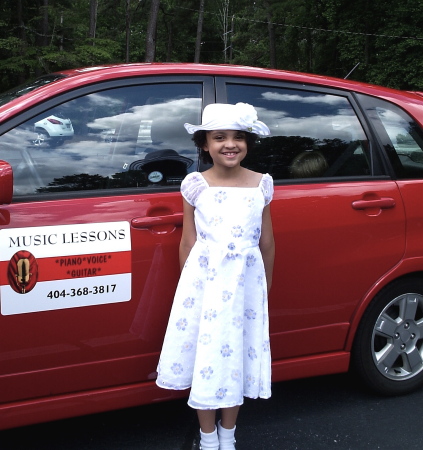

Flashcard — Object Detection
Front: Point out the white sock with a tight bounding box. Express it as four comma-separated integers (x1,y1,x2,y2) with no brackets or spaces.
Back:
218,420,236,449
200,427,219,450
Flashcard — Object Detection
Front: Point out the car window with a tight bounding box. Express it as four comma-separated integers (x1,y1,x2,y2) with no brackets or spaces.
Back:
224,83,370,182
356,93,423,179
0,83,202,196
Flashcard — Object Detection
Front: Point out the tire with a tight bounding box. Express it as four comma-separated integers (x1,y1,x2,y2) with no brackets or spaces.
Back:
50,137,64,147
352,277,423,396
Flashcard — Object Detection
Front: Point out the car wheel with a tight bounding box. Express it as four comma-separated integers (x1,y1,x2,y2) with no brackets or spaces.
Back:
33,130,49,147
352,277,423,395
50,137,64,147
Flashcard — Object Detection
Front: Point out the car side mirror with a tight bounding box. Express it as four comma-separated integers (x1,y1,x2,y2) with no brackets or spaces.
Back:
0,160,13,204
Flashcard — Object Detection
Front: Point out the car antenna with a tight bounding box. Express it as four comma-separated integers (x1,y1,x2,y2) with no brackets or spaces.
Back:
344,62,360,79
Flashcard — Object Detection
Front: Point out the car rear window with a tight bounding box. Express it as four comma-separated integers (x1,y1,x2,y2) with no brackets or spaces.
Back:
356,93,423,179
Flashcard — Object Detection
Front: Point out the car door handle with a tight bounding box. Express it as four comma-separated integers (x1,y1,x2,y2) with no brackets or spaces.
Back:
131,213,183,229
351,197,396,210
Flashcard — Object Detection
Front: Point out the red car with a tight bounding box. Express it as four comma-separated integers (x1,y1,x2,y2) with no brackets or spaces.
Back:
1,63,423,430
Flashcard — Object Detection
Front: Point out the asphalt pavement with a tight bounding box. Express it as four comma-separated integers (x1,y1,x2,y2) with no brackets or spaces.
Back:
2,372,423,449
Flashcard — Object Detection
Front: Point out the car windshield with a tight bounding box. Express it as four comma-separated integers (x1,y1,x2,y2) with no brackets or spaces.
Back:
0,74,66,107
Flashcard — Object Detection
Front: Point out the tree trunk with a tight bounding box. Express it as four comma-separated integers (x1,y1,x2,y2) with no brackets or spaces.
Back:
35,0,49,76
229,15,234,62
89,0,98,43
41,0,49,47
16,0,27,84
194,0,205,63
125,0,131,62
264,0,276,68
43,0,49,46
145,0,161,62
166,19,173,61
220,0,229,63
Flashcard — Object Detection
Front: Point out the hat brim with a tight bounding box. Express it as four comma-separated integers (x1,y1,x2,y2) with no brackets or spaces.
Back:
184,121,270,136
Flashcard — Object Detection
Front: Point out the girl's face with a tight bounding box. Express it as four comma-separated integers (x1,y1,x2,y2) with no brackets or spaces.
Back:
203,130,248,168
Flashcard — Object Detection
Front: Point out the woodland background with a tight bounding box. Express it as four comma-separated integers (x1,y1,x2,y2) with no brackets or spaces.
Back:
1,0,423,93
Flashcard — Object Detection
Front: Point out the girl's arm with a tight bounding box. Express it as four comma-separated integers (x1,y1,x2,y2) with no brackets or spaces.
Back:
179,198,197,270
259,204,275,293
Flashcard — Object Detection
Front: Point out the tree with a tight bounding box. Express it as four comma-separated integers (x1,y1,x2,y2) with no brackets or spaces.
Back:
89,0,98,42
125,0,131,62
264,0,276,68
194,0,205,63
219,0,230,63
145,0,161,62
0,0,422,92
230,1,272,68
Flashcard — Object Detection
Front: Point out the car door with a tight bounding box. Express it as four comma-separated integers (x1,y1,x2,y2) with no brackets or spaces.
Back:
0,76,214,405
215,78,406,365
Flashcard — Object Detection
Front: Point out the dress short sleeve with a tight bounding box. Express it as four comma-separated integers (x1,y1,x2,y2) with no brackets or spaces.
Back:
180,172,208,206
260,173,274,206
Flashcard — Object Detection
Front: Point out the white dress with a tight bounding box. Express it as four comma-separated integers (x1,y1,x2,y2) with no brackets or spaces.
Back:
156,171,273,409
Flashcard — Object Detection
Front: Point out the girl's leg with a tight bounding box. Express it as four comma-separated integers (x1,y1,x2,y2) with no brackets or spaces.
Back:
197,409,219,450
220,405,240,429
218,406,239,449
197,409,217,433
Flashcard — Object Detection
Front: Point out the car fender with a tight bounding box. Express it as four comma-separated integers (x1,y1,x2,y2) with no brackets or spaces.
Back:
34,126,48,134
345,256,423,351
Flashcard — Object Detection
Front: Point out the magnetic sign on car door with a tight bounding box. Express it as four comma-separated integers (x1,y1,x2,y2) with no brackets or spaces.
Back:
0,221,131,315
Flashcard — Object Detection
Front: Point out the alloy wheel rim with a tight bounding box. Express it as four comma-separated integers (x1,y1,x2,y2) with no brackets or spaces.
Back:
372,292,423,380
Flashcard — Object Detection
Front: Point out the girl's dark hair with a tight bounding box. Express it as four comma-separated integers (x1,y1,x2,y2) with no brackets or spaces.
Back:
192,130,258,165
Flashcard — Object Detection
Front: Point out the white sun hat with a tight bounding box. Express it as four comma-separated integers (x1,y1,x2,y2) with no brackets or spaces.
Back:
184,102,270,136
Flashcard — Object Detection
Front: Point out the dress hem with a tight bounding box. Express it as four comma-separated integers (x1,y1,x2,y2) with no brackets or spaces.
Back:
156,379,191,391
188,392,271,410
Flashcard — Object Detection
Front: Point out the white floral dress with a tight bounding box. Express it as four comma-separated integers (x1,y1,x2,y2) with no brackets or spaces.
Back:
156,171,273,409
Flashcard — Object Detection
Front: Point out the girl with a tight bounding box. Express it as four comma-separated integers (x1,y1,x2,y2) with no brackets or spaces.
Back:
156,103,275,450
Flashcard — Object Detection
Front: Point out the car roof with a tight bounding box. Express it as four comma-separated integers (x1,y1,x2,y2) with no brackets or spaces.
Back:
1,63,422,124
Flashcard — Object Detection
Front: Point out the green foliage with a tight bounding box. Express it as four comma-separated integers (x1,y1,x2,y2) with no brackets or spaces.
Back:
0,0,422,92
